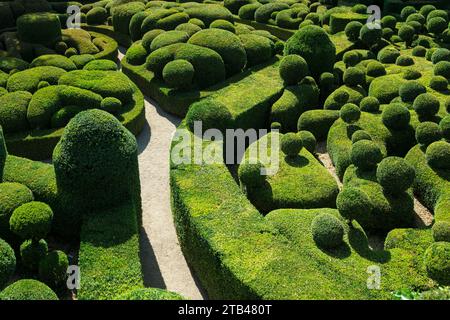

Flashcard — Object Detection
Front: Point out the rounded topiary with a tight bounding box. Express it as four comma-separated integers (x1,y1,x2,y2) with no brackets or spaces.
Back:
343,51,361,67
340,103,360,124
401,6,417,21
0,279,57,300
398,24,416,45
141,29,165,52
64,48,77,58
238,162,266,187
382,15,397,30
420,4,436,18
9,202,53,240
100,97,122,114
351,130,372,143
407,13,426,25
399,81,426,102
434,61,450,80
279,54,309,85
298,130,316,153
413,93,440,119
20,239,48,271
311,213,345,249
366,61,386,77
162,59,195,89
86,7,108,25
284,25,336,79
319,72,335,89
416,121,442,147
403,68,421,80
396,55,414,66
0,238,15,289
359,24,382,47
55,41,68,55
238,33,274,67
431,48,450,64
433,222,450,242
345,21,363,42
426,141,450,169
334,90,349,104
281,132,303,157
412,45,427,57
424,242,450,285
17,13,62,46
210,19,235,33
382,27,394,40
376,156,415,194
430,76,448,91
186,99,233,135
38,250,69,289
427,17,447,35
377,47,400,64
336,187,373,222
343,67,365,87
351,140,383,170
0,182,33,237
440,115,450,140
382,103,411,130
360,96,380,113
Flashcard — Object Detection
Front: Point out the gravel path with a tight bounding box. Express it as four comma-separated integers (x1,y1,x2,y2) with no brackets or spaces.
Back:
118,49,205,300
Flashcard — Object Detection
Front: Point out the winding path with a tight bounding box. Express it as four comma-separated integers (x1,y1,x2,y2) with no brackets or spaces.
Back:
118,49,205,300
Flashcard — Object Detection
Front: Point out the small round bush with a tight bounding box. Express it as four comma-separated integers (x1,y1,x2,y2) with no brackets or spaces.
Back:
377,47,400,64
141,30,166,52
38,250,69,289
334,90,349,104
0,279,57,300
20,239,48,271
10,202,53,240
427,17,447,35
238,162,266,187
0,238,15,289
186,99,233,135
382,27,394,40
345,21,363,42
86,7,108,25
403,68,422,80
311,213,345,249
359,24,382,47
426,141,450,169
101,97,122,114
420,4,436,18
424,242,450,285
412,46,427,57
427,48,438,61
398,24,416,45
340,103,360,124
298,130,316,153
279,54,309,85
64,48,77,58
432,222,450,242
343,51,361,67
351,130,372,143
38,81,50,89
382,15,397,30
427,10,448,23
413,93,440,118
401,6,417,21
0,182,33,236
396,55,414,66
162,59,195,89
320,72,335,89
360,96,380,113
416,121,442,147
399,81,426,102
210,19,235,33
336,187,373,222
55,41,68,55
281,132,303,157
366,61,386,77
382,103,411,130
351,140,383,170
343,67,365,87
407,13,426,25
376,156,415,194
440,115,450,140
431,48,450,64
434,61,450,80
430,76,448,91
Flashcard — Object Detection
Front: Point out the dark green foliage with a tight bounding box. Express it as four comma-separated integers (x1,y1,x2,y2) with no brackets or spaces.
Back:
188,28,247,76
343,67,365,87
377,47,400,64
382,27,394,40
343,51,361,67
0,91,32,133
38,250,69,289
142,29,166,52
382,103,411,130
281,132,302,157
416,122,442,148
129,11,149,41
431,48,450,64
360,96,380,113
126,41,148,65
359,24,382,47
424,242,450,285
20,239,47,271
275,9,302,29
297,109,340,141
426,141,450,170
238,34,273,67
336,187,372,221
351,140,383,171
412,46,427,57
51,105,89,128
401,6,417,21
398,24,416,45
433,222,450,242
157,12,190,31
413,93,440,119
376,156,415,194
83,60,118,71
0,279,57,300
101,97,122,114
0,238,15,290
366,61,386,77
399,81,426,103
407,13,426,25
427,17,447,35
162,59,195,89
30,55,77,71
434,61,450,80
210,19,235,33
345,21,363,42
186,99,233,135
10,201,53,240
238,162,266,187
351,130,371,143
224,0,253,15
254,3,290,23
111,2,145,35
238,3,262,20
117,288,184,300
17,13,62,46
151,31,190,52
381,15,397,30
279,54,308,85
440,115,450,140
185,4,233,27
403,68,421,80
298,130,316,153
396,55,414,66
87,7,108,25
311,213,344,249
340,103,360,124
284,26,336,79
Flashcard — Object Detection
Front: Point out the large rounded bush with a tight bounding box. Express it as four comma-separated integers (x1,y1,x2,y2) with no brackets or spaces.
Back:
10,202,53,240
210,19,235,33
336,187,373,222
238,3,262,20
311,213,345,249
366,61,386,77
424,242,450,285
0,238,15,289
430,76,448,91
343,67,365,87
142,29,166,52
186,99,233,135
376,156,415,194
150,31,190,52
86,7,108,25
351,130,372,143
111,2,145,35
0,279,57,300
359,24,382,47
17,13,62,45
162,59,195,89
351,140,383,170
399,81,426,102
427,17,447,34
281,132,303,157
431,48,450,64
279,54,308,85
401,6,417,21
38,250,69,289
20,239,48,271
434,60,450,80
382,103,411,130
284,26,336,79
377,47,400,64
340,103,360,124
345,21,363,42
238,34,274,67
254,3,290,23
426,141,450,170
396,55,414,66
433,222,450,242
360,96,380,113
416,122,442,147
413,93,440,119
440,115,450,140
398,24,416,45
238,162,266,187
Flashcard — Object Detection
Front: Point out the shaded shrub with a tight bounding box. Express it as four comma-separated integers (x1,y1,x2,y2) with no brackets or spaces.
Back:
238,3,262,20
351,130,371,143
279,54,308,85
377,47,400,64
440,115,450,140
298,130,316,153
345,21,363,42
0,238,15,289
426,141,450,170
86,7,108,25
17,13,62,46
434,61,450,80
0,91,32,133
340,103,360,124
311,213,344,249
432,222,450,242
336,187,373,222
111,2,145,35
30,55,76,71
415,121,442,147
238,162,266,187
281,132,303,157
360,96,380,113
399,81,426,102
186,99,233,135
430,76,448,91
254,3,290,23
413,93,440,119
20,239,47,271
424,242,450,285
351,140,383,170
38,250,69,289
382,103,411,130
142,29,166,52
210,19,235,33
343,67,365,87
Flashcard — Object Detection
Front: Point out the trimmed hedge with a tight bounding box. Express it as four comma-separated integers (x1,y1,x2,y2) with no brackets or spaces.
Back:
0,279,57,300
0,238,15,289
17,13,62,46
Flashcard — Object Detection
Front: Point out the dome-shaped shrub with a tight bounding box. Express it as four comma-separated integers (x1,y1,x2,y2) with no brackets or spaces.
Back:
320,72,335,89
360,96,380,113
351,140,383,170
416,121,442,147
381,15,397,29
0,238,15,289
142,29,166,52
210,19,235,33
279,54,309,85
366,61,386,77
424,242,450,285
413,93,440,118
426,141,450,169
434,61,450,80
284,25,336,79
238,34,274,67
86,7,108,25
433,222,450,242
343,51,361,67
382,27,394,40
238,3,262,20
412,45,427,57
382,103,411,130
17,13,62,46
0,279,57,300
20,239,48,271
427,17,447,35
430,76,448,91
406,13,426,25
403,68,422,80
111,2,145,36
38,250,69,289
343,67,365,87
431,48,450,64
311,213,345,249
398,24,416,45
359,24,382,47
377,47,400,63
399,81,426,102
150,31,190,52
238,161,266,187
270,122,281,130
162,59,195,89
420,4,436,18
427,10,448,23
334,90,349,104
396,55,414,66
351,130,372,143
100,97,122,114
345,21,363,42
440,115,450,140
340,103,360,124
175,23,202,37
376,156,415,194
254,2,290,23
0,182,33,237
400,6,416,21
298,130,316,153
281,132,303,157
10,202,53,240
186,99,233,135
336,187,373,222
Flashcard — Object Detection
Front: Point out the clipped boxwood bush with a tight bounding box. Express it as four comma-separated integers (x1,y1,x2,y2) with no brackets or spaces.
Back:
311,213,344,249
279,54,308,85
416,122,442,147
162,59,195,89
0,279,57,300
0,238,15,289
86,7,108,25
38,250,69,289
238,34,273,67
281,132,303,157
336,187,373,222
17,13,62,46
111,2,145,35
424,242,450,285
0,91,32,134
20,239,48,271
351,140,383,171
238,161,266,187
426,141,450,170
186,99,233,135
116,287,184,300
360,96,380,113
382,103,411,130
340,103,360,124
9,201,53,240
376,156,415,194
413,93,440,119
399,81,426,103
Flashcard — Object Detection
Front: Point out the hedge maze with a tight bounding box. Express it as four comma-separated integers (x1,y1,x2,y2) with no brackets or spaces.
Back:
0,0,449,300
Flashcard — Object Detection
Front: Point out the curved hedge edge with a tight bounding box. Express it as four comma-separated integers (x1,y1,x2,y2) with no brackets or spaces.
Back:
89,31,120,61
81,24,132,48
233,16,295,41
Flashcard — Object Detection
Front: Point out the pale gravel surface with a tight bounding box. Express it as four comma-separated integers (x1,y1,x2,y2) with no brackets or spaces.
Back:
118,49,205,300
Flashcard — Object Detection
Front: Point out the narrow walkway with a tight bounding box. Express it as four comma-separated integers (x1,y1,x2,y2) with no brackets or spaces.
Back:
118,49,205,299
